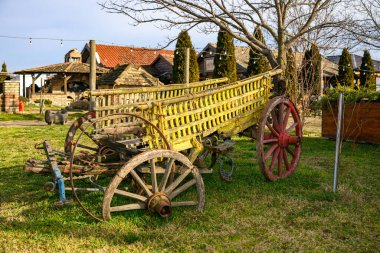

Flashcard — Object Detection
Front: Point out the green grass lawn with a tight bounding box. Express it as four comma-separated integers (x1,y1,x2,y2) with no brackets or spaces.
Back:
0,125,379,252
0,112,85,122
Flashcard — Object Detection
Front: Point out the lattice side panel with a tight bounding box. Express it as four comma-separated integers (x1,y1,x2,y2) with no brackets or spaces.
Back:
159,77,271,152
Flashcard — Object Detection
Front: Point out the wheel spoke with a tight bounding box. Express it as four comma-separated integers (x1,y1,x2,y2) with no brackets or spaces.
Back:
165,169,192,195
266,122,279,137
159,158,174,192
114,189,147,202
77,143,98,152
283,107,291,130
171,201,198,207
169,179,196,200
264,144,279,160
271,111,280,132
79,126,98,144
110,203,146,212
283,150,291,171
286,122,298,133
269,147,280,172
150,159,158,193
286,147,295,158
130,170,153,197
279,103,284,131
278,149,283,176
263,138,278,144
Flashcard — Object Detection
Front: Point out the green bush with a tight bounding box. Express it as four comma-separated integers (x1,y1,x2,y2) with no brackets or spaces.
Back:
321,86,380,105
33,99,53,106
18,97,29,103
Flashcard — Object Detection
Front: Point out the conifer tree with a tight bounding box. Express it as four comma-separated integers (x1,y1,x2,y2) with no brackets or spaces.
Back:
213,28,237,82
246,26,271,77
301,44,321,93
1,62,7,72
285,48,298,102
172,31,199,83
338,48,354,87
360,50,375,90
0,62,8,84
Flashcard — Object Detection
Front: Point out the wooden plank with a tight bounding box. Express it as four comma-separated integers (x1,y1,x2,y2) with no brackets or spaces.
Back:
322,102,380,144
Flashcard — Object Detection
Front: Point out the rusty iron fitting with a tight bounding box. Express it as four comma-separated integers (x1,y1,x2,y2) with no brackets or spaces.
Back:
147,193,172,218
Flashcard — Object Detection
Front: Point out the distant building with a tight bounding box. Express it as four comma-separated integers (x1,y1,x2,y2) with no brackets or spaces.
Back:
197,43,250,80
14,62,108,106
81,43,175,84
65,48,82,63
148,54,174,84
327,54,380,91
97,64,163,89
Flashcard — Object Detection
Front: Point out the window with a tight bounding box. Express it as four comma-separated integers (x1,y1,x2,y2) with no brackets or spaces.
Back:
376,77,380,92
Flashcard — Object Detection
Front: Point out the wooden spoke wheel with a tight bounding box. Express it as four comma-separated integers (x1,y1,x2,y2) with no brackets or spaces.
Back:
69,113,170,221
102,149,205,221
64,111,96,155
256,96,302,181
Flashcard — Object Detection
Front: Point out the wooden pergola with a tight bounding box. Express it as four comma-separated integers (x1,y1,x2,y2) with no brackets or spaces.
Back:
14,62,109,96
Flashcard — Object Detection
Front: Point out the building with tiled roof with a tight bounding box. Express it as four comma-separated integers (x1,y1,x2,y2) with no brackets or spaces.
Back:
97,64,163,89
14,62,109,106
148,54,175,84
81,43,175,69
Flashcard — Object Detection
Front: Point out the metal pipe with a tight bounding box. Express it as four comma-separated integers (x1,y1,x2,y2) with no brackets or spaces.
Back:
333,92,344,193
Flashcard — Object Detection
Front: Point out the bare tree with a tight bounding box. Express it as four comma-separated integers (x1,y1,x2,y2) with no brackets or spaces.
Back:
349,0,380,49
100,0,351,76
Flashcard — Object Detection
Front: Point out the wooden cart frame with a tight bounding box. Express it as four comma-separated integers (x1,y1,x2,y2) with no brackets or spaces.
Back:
25,69,302,221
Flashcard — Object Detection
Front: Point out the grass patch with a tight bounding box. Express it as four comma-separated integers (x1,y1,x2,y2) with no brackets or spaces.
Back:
0,126,378,252
0,113,43,121
0,112,86,122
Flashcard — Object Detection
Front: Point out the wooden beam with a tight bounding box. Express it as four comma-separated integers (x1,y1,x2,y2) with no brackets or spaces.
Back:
63,74,71,94
31,73,42,95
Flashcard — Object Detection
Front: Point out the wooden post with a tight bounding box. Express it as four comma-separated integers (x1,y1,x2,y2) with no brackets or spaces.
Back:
185,47,190,85
31,74,35,95
63,74,68,94
89,40,96,109
31,73,41,97
22,74,26,97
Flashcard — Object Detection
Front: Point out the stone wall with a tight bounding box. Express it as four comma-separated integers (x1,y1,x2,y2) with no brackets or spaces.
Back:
30,91,86,106
1,81,20,113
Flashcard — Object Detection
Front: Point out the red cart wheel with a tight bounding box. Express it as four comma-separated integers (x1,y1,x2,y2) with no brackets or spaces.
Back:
256,96,302,181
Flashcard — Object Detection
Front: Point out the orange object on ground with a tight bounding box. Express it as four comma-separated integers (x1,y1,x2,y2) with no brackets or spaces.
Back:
18,100,24,112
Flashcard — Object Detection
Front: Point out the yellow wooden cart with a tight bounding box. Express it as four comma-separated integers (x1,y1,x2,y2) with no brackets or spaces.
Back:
25,69,302,221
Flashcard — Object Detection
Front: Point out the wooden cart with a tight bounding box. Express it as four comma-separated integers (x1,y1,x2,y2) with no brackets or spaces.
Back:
25,69,302,221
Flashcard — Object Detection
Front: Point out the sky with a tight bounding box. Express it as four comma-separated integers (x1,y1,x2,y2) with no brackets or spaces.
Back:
1,0,379,73
0,0,216,72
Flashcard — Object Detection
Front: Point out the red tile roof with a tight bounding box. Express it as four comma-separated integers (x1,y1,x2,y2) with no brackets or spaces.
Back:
95,44,174,68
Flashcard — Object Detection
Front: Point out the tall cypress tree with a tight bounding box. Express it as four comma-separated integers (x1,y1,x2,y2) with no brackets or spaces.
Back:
213,28,237,82
338,48,354,87
285,48,298,102
301,44,321,93
246,26,271,77
0,62,9,84
172,31,199,83
1,62,7,72
360,50,375,90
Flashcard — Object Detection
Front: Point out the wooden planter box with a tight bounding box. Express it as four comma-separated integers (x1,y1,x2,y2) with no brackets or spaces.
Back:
322,101,380,144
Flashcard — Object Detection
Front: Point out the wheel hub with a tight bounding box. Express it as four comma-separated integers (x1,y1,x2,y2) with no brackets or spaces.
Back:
147,193,172,218
278,132,300,148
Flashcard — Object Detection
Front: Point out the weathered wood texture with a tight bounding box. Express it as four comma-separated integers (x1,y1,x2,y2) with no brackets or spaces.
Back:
91,70,282,152
322,101,380,144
